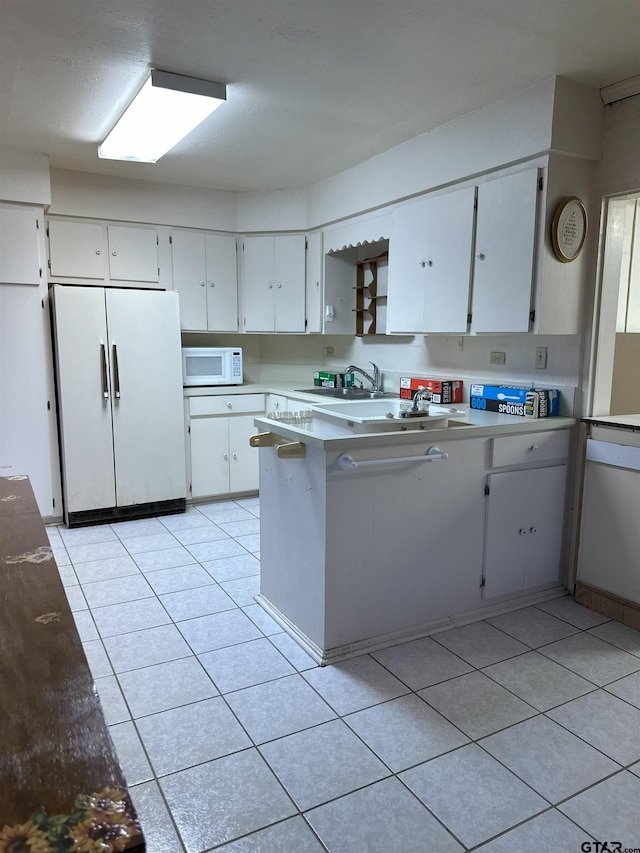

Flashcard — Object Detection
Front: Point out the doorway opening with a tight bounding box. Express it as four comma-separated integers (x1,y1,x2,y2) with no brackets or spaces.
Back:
589,192,640,416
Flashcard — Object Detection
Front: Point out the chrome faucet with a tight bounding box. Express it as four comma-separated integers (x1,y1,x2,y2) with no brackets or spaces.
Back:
411,386,433,411
345,362,381,392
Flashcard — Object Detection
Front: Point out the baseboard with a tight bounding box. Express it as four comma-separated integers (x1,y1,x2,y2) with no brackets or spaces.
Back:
255,586,568,666
66,497,186,528
575,581,640,631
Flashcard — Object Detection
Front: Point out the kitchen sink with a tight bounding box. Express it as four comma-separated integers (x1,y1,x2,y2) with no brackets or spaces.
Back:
310,399,450,432
295,387,398,400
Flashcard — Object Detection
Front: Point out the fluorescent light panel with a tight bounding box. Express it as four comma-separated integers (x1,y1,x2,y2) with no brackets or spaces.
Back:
98,69,227,163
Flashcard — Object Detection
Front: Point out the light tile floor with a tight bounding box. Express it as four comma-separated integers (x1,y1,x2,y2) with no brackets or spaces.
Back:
47,498,640,853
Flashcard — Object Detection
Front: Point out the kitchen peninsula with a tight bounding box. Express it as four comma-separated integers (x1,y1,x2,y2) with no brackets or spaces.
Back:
251,404,575,664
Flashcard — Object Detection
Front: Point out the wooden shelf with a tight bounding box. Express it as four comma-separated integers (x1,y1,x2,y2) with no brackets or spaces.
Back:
355,252,388,336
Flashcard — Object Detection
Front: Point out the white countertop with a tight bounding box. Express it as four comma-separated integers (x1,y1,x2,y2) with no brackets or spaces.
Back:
252,409,576,450
583,414,640,430
183,382,575,448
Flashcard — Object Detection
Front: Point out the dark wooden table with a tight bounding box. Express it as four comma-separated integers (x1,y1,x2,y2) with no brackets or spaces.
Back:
0,475,144,851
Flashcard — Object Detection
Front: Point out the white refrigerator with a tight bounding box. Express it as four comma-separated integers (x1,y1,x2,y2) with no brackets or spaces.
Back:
52,284,186,526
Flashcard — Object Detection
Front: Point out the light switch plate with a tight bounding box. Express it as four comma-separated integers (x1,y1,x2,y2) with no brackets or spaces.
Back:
535,346,548,369
490,351,506,365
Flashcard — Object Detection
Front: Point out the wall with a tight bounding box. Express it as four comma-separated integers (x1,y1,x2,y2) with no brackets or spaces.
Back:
0,149,51,205
610,333,640,415
49,169,237,231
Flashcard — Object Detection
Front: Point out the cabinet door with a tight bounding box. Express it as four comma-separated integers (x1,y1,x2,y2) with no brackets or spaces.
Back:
0,284,53,513
274,235,306,332
107,225,159,283
387,200,428,334
0,204,42,285
106,289,186,506
172,230,207,330
388,188,475,334
421,187,475,333
48,220,107,280
229,415,260,493
190,416,230,498
52,285,116,514
522,464,567,589
205,233,238,332
242,235,275,332
483,464,566,599
471,169,539,333
305,232,323,333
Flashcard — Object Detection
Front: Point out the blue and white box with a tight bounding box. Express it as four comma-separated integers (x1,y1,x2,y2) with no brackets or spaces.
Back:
469,385,560,417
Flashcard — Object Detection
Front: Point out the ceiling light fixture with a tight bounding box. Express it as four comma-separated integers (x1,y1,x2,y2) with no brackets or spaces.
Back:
600,74,640,105
98,69,227,163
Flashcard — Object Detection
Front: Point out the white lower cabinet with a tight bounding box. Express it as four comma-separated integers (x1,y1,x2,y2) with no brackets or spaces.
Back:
188,394,264,498
483,463,568,599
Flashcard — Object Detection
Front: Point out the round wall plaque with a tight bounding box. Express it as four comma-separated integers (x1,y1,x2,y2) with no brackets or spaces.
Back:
551,197,587,262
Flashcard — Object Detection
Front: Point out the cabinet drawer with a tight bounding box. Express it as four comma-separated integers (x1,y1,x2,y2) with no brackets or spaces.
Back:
189,393,265,416
491,429,570,468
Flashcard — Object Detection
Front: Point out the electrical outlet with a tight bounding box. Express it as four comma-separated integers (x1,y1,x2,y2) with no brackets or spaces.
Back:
490,351,506,365
325,346,334,358
535,346,548,369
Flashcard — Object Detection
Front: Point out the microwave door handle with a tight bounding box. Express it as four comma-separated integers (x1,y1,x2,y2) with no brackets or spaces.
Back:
112,342,121,399
100,343,109,400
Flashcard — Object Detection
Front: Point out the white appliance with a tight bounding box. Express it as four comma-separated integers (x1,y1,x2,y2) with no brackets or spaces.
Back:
182,346,243,386
51,284,186,526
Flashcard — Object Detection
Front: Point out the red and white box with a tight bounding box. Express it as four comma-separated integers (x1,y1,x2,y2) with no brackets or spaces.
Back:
399,377,463,405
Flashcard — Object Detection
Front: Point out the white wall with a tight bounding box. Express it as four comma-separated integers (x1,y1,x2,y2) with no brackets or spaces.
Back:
0,149,51,205
49,169,237,231
236,189,309,232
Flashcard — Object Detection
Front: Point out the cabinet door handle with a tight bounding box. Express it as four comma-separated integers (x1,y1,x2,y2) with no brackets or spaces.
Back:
209,281,215,287
112,343,121,399
267,283,273,289
530,527,537,534
519,528,527,535
100,343,109,400
529,444,539,453
112,250,117,256
223,453,229,460
232,452,238,460
419,260,433,268
226,401,232,408
477,252,485,261
276,282,282,288
200,280,206,287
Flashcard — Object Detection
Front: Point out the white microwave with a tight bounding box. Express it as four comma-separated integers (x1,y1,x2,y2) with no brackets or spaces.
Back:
182,347,243,386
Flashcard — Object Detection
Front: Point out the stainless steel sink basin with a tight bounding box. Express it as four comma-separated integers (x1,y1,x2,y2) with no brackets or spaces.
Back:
295,387,398,400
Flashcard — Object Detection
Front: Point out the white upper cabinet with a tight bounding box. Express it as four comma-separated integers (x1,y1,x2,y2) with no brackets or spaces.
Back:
305,231,323,333
471,168,540,333
0,203,44,285
242,234,306,332
47,218,160,286
387,187,476,334
107,225,159,283
171,230,238,332
48,219,107,280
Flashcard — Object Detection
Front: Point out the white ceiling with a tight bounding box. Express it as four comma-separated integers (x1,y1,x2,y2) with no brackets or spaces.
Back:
1,0,638,193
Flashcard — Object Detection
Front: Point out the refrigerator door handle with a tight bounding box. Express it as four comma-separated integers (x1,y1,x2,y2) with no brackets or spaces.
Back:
112,342,121,399
100,343,109,400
